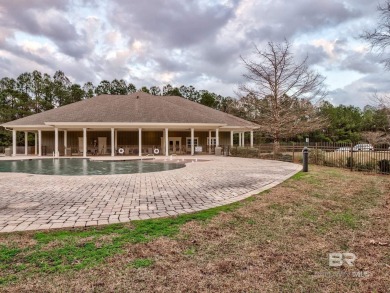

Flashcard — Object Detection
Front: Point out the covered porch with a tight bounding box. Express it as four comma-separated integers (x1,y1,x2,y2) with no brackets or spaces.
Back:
10,123,255,157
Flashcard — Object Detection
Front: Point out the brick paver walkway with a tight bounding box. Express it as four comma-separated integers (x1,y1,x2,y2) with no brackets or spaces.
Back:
0,156,301,232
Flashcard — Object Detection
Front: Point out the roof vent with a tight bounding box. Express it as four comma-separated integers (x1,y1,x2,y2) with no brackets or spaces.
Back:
136,95,139,99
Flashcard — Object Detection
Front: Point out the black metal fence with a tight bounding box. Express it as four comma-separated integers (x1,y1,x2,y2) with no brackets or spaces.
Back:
229,142,390,175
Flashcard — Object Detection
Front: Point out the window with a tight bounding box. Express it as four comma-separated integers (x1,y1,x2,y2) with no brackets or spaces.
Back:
207,137,216,146
186,137,198,148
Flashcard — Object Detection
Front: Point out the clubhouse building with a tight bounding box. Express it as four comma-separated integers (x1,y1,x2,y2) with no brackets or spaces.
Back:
1,92,258,157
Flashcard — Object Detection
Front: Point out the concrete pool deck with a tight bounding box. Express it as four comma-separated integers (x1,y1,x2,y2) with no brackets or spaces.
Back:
0,156,301,233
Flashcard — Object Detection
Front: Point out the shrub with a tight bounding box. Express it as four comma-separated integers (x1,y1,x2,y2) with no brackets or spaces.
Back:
346,157,354,169
378,159,390,174
230,147,259,158
355,161,377,172
308,149,326,165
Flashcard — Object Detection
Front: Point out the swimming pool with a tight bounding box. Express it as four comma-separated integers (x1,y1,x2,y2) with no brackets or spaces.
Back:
0,159,185,176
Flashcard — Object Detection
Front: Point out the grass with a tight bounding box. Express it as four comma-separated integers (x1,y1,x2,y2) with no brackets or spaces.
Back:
0,166,389,292
130,258,154,269
0,197,248,284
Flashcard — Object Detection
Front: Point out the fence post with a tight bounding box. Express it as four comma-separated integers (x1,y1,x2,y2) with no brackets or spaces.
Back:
315,142,318,165
292,142,295,163
350,143,354,172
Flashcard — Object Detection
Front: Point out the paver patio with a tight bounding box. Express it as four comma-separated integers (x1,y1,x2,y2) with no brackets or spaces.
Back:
0,156,301,232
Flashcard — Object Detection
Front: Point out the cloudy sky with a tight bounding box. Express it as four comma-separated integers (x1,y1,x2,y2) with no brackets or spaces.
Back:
0,0,388,107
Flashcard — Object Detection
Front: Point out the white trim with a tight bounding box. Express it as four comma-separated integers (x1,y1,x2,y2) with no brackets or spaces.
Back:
1,125,53,130
34,132,37,155
38,130,42,156
111,128,115,157
165,128,169,156
83,128,87,158
114,129,118,150
3,124,258,132
12,130,16,157
24,132,28,155
44,122,226,128
54,128,59,157
208,130,212,154
64,130,68,156
138,128,142,157
190,128,194,156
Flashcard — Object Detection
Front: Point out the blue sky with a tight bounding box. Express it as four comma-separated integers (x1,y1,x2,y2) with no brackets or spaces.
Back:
0,0,389,107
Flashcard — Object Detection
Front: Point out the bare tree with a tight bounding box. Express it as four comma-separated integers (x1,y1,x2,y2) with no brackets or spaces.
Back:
240,41,327,151
362,1,390,69
361,131,390,145
371,92,390,128
362,2,390,130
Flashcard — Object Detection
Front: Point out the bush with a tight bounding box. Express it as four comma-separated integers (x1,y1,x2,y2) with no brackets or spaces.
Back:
346,157,354,169
347,157,377,172
230,147,259,158
260,153,293,162
355,161,376,172
308,149,326,164
378,160,390,174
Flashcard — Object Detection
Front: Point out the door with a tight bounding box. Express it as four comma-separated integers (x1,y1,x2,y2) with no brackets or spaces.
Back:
186,137,199,153
207,137,216,153
98,137,107,154
161,137,182,155
169,138,181,154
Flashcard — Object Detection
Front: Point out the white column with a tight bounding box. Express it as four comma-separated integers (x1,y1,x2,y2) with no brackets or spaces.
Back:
208,130,212,154
216,128,219,147
242,132,245,147
54,128,59,157
34,132,37,155
64,130,67,156
25,132,28,155
83,128,87,158
138,128,142,157
111,128,115,157
250,130,254,148
12,129,16,157
165,128,169,156
239,132,242,146
38,130,42,157
115,130,118,150
191,128,195,156
230,130,234,147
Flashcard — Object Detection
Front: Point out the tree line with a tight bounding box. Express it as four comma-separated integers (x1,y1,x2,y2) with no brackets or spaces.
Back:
0,70,240,145
0,68,388,147
0,70,235,122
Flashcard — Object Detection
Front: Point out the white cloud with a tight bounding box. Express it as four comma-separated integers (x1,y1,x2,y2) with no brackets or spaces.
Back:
0,0,389,107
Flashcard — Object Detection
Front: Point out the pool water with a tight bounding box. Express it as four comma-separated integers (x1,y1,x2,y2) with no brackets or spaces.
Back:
0,159,185,176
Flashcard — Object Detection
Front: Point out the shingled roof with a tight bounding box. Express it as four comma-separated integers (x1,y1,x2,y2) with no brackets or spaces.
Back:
2,92,258,128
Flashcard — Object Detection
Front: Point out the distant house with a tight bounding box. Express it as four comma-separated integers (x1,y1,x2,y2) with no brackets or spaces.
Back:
1,92,258,157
